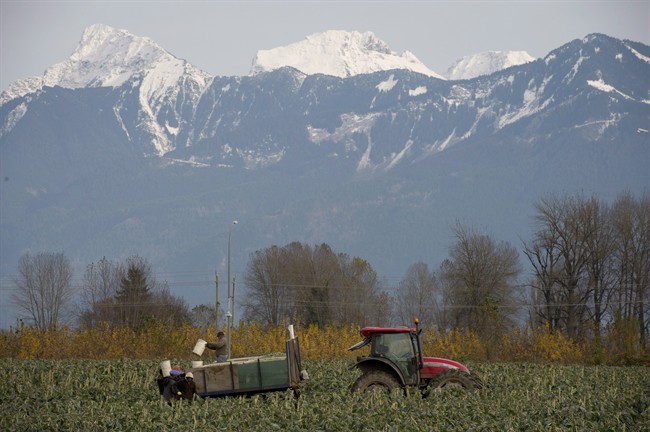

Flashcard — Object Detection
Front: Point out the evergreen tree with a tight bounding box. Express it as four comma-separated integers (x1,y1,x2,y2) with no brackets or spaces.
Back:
115,257,151,328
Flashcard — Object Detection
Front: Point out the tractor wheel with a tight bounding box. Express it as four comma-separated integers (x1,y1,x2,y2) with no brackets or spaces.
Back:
428,369,483,392
351,370,400,394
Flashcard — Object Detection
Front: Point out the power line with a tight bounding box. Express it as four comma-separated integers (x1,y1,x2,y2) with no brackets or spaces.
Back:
0,297,644,310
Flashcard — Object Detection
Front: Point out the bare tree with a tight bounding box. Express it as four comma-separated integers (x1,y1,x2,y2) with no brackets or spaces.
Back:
583,197,616,339
242,242,388,325
334,257,390,326
300,243,339,325
191,304,222,330
525,194,616,339
523,192,649,345
439,222,521,343
611,192,650,348
78,257,122,327
243,245,294,325
150,283,191,326
395,262,439,327
12,252,74,331
523,231,564,331
612,193,637,320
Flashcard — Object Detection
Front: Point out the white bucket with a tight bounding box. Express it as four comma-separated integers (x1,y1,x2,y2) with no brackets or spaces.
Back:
193,339,207,356
192,360,203,368
160,360,171,377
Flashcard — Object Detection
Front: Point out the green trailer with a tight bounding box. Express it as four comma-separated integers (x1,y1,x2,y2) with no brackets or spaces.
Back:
189,336,308,398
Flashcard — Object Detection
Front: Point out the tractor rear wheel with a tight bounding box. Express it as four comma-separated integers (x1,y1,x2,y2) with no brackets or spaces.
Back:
428,369,482,392
351,370,400,394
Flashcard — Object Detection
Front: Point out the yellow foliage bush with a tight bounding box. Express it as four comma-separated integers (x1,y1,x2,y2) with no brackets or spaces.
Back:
602,317,647,364
528,325,589,363
494,326,585,363
421,326,484,360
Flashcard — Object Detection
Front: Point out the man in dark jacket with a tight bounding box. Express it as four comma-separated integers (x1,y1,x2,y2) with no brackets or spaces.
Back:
206,331,228,362
177,372,197,402
157,369,183,405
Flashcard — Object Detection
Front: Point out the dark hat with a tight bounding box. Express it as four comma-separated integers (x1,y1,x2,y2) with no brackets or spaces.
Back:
217,331,225,337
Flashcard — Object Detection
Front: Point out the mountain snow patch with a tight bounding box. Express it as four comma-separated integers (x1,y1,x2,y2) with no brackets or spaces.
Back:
587,79,634,100
376,74,398,92
1,102,28,137
626,44,650,63
409,86,427,96
308,112,381,150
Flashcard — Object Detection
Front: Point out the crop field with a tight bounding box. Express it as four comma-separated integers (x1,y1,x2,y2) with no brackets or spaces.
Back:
1,358,648,432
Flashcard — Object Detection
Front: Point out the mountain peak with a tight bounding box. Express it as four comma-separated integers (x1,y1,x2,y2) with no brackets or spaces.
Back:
1,24,171,103
42,23,170,89
445,50,535,80
250,30,445,79
1,24,212,156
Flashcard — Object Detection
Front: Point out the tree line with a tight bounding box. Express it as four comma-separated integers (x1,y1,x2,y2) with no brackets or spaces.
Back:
524,193,649,346
12,254,192,331
9,192,649,351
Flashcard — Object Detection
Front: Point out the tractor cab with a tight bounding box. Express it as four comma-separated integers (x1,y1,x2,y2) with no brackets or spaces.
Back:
349,326,423,388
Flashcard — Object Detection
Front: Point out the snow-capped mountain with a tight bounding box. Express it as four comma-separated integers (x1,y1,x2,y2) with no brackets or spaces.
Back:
250,30,445,79
2,24,212,155
445,50,535,80
2,24,210,102
3,24,210,95
1,30,648,328
46,23,199,88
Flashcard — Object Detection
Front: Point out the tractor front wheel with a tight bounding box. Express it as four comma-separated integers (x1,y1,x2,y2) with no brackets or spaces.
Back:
351,370,400,394
428,369,482,392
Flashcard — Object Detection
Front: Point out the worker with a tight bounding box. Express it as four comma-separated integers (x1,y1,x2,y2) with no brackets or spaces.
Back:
155,368,168,395
177,371,197,402
206,331,228,362
158,369,183,405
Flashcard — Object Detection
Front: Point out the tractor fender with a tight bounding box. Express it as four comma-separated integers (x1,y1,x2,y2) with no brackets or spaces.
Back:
420,356,470,379
351,357,407,386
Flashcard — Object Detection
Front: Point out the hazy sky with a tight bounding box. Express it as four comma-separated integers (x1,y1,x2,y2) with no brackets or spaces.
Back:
1,1,649,92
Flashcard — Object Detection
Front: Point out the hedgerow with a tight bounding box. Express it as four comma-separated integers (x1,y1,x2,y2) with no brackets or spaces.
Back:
1,320,647,365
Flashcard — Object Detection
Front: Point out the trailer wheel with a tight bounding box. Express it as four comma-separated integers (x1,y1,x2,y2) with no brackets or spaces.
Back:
427,369,482,393
351,370,400,394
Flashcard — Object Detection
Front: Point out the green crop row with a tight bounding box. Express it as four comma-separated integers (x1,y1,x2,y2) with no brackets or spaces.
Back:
1,359,648,431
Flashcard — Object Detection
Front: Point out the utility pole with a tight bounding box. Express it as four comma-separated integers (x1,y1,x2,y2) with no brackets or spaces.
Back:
231,274,237,328
215,272,219,334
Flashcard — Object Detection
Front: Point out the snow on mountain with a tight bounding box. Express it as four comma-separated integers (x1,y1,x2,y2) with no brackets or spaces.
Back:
0,76,45,105
250,30,445,79
445,50,535,80
1,23,211,100
1,24,212,155
1,24,191,103
41,23,211,90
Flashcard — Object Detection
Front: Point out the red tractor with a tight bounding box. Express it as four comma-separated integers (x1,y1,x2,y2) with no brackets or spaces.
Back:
349,319,482,394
